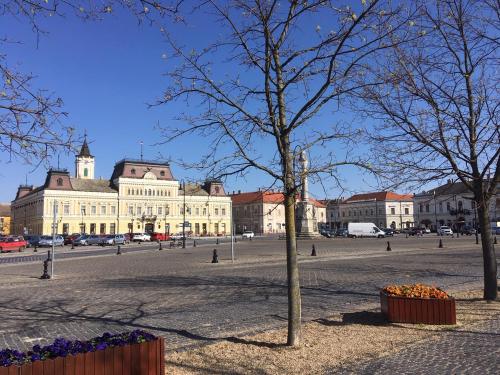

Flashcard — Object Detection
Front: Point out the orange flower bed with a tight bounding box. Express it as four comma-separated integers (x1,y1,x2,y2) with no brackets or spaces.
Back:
382,283,450,299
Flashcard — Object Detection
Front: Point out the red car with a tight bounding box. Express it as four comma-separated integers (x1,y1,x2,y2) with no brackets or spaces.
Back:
0,236,28,253
150,232,170,241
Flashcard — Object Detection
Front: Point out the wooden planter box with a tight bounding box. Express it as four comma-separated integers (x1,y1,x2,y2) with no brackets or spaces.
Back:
380,291,456,325
0,338,164,375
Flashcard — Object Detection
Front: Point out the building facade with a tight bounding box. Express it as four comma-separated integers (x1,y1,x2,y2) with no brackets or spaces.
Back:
413,180,499,232
11,141,231,236
230,190,326,234
324,192,414,230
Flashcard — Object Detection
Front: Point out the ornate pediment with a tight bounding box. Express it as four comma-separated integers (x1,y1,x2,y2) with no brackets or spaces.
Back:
143,171,157,180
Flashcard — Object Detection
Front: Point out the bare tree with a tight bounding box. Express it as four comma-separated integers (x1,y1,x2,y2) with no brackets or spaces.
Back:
0,0,182,164
361,0,499,300
155,0,414,345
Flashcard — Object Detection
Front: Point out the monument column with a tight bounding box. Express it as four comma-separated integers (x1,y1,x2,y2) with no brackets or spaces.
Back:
295,150,320,238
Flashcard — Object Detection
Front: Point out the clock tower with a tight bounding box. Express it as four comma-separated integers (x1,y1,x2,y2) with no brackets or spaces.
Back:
75,136,94,179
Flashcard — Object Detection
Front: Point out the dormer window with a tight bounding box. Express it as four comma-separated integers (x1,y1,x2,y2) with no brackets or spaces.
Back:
215,186,220,194
160,171,165,177
56,178,63,186
131,168,136,175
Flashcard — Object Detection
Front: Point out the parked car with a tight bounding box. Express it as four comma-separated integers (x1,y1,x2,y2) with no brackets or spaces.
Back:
383,228,395,236
408,228,423,236
100,234,127,246
38,235,64,247
0,236,27,253
24,235,41,248
242,230,255,239
462,226,477,235
422,228,431,234
64,233,82,245
438,226,454,236
348,223,385,238
150,232,170,241
86,235,104,246
73,235,89,246
132,233,151,242
335,228,349,237
320,230,333,238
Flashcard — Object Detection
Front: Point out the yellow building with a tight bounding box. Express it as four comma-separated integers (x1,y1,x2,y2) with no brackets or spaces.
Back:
0,204,11,235
11,140,231,236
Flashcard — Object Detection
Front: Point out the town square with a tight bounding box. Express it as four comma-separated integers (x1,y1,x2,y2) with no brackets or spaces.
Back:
0,0,498,374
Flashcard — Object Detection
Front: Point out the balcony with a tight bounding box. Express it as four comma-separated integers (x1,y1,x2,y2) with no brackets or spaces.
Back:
449,209,471,216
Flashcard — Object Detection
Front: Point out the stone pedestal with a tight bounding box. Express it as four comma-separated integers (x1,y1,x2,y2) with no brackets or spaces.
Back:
295,200,321,239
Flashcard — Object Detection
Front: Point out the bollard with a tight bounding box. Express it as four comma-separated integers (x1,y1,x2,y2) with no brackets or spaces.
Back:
71,241,74,250
249,236,252,241
439,239,443,248
405,234,408,239
117,245,122,255
33,245,37,253
159,241,163,251
494,236,497,245
386,241,392,251
311,244,317,256
212,249,219,263
193,239,197,247
235,237,237,243
40,259,50,279
216,238,219,245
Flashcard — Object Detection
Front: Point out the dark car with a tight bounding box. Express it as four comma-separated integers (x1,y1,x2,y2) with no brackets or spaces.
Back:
64,233,82,245
335,228,349,237
24,235,41,248
408,228,423,236
383,228,395,236
320,230,333,238
462,226,477,235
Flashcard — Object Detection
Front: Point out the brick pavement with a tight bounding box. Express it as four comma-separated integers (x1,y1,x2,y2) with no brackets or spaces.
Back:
0,237,488,356
332,315,500,374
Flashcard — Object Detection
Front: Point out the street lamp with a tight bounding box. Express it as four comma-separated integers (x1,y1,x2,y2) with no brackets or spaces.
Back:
181,180,186,249
433,191,438,234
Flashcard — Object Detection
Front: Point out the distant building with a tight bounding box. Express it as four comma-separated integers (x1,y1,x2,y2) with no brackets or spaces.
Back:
230,190,326,234
323,192,414,230
0,204,11,235
11,139,231,236
413,180,499,232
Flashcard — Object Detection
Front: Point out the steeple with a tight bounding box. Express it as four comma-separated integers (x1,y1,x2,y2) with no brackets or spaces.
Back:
78,134,92,157
75,133,95,179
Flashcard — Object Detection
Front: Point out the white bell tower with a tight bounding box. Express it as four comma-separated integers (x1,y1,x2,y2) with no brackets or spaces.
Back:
75,136,94,179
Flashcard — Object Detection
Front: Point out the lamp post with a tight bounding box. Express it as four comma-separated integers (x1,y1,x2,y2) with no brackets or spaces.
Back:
433,191,438,234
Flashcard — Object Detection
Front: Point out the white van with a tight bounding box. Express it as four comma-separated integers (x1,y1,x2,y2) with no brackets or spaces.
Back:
348,223,386,238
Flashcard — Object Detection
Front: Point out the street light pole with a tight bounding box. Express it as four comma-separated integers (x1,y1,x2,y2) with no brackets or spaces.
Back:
230,199,234,263
433,191,438,234
51,200,57,279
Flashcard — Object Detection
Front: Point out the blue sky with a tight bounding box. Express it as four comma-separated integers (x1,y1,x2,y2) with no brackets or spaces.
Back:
0,4,385,203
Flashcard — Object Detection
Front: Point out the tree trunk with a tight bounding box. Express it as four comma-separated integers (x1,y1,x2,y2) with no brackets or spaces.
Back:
477,202,498,300
283,155,301,346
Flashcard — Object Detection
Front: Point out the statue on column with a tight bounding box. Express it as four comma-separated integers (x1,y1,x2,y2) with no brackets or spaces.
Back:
295,149,320,238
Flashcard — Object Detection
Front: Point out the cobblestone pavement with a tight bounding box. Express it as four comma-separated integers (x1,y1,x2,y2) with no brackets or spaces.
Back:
0,236,490,358
332,315,500,374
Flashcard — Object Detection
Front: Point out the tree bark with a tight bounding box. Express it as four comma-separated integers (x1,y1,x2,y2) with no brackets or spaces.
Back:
283,153,301,346
477,202,498,300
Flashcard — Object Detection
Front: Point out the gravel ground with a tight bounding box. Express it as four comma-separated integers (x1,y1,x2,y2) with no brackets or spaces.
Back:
166,290,500,374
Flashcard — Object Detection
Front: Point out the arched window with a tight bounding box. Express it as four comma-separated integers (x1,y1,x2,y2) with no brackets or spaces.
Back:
131,168,136,175
56,178,63,186
152,190,155,196
149,189,152,196
458,201,463,210
84,168,88,177
160,171,165,177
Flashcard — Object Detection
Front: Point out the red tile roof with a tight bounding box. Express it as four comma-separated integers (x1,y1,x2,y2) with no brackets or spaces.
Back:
230,191,325,207
345,191,413,202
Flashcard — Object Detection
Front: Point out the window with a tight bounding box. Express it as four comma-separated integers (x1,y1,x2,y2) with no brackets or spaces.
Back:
370,209,374,215
137,206,142,215
147,207,153,215
222,208,226,216
128,206,134,215
471,201,476,209
110,206,116,215
215,186,220,194
101,206,106,215
425,204,430,212
390,207,395,215
158,206,163,215
187,207,192,215
439,202,443,213
131,168,136,175
195,208,200,215
165,205,170,215
81,206,87,216
90,223,96,234
91,205,96,215
84,168,88,177
160,171,165,176
99,223,106,234
404,207,409,215
446,202,451,211
203,207,207,215
419,204,423,213
110,223,116,235
57,178,63,186
63,205,70,215
62,223,69,234
215,208,219,215
458,201,463,210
